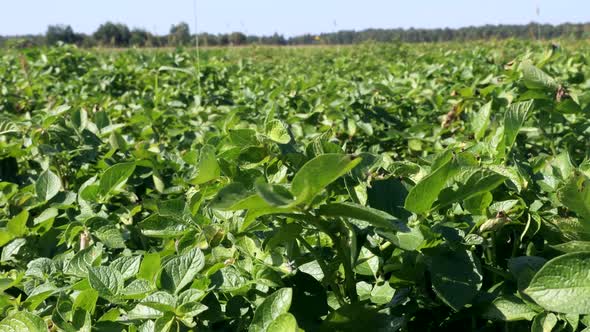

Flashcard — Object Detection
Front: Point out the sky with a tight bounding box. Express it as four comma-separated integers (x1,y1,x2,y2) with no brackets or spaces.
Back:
0,0,588,37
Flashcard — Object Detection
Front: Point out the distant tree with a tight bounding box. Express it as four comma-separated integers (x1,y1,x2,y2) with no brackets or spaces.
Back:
196,33,217,46
130,28,150,47
94,22,131,47
46,25,78,45
228,32,246,46
218,34,229,46
169,22,191,46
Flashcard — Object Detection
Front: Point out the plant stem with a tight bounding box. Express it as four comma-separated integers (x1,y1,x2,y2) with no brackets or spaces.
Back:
297,235,346,306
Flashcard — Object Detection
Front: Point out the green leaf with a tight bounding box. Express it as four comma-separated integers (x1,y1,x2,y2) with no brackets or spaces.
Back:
99,162,135,197
435,169,506,209
291,154,361,205
65,244,103,277
138,252,161,282
176,301,208,317
121,279,154,299
503,100,534,155
318,202,402,230
0,312,47,332
531,312,558,332
94,225,126,249
319,303,402,332
370,283,395,305
154,312,176,332
255,180,294,206
160,247,205,294
429,248,483,311
520,61,559,91
111,255,142,280
525,252,590,314
190,145,220,185
557,172,590,223
267,313,298,332
472,101,492,141
266,119,291,144
377,226,424,251
139,215,189,238
551,241,590,253
142,291,176,312
88,266,124,298
35,169,61,202
73,289,99,314
249,288,293,332
404,151,461,214
7,210,28,237
1,238,26,262
481,295,538,321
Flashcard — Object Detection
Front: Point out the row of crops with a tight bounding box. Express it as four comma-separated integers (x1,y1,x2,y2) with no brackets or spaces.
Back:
1,42,590,331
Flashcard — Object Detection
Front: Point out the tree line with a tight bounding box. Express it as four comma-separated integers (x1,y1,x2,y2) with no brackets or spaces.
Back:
1,21,590,48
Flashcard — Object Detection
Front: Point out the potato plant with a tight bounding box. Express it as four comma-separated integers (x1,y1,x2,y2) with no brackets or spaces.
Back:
0,42,590,331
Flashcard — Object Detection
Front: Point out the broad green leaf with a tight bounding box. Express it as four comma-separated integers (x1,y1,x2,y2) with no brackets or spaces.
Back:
99,162,135,197
138,253,161,282
255,180,294,206
526,252,590,314
404,151,460,214
557,172,590,223
508,256,546,291
502,100,534,155
267,313,298,332
190,145,220,185
139,215,189,238
376,227,424,251
73,289,99,314
154,312,176,332
127,304,163,320
111,255,142,280
35,169,61,201
209,183,266,210
435,169,506,209
291,154,361,205
26,257,56,278
94,225,126,249
0,312,47,332
7,210,28,237
481,295,538,321
520,61,558,91
249,288,292,332
266,119,291,144
24,283,59,311
318,202,401,230
160,247,205,294
531,312,558,332
65,244,103,277
1,238,26,262
551,241,590,253
121,279,154,299
142,291,176,312
429,248,483,311
472,101,492,141
370,282,395,304
319,303,402,332
176,301,208,317
88,266,124,298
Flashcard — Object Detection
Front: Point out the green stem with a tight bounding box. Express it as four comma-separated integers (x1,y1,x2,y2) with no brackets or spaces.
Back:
297,235,345,306
283,212,358,303
335,220,359,304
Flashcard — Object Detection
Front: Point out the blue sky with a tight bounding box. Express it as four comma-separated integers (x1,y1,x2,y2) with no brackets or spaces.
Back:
1,0,588,36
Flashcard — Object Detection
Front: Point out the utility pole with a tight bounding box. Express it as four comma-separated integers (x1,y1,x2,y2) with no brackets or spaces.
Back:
536,3,541,41
193,0,202,104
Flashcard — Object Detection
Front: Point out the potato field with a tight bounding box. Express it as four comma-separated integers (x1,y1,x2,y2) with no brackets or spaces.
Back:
1,42,590,331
